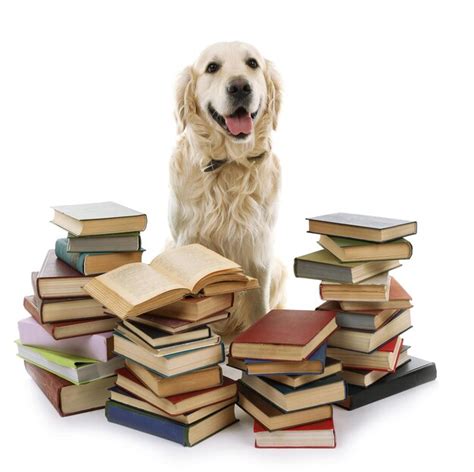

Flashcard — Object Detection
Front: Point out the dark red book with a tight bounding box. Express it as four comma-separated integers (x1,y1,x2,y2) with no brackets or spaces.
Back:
230,309,337,361
254,418,336,448
24,361,116,416
116,368,237,416
23,295,117,339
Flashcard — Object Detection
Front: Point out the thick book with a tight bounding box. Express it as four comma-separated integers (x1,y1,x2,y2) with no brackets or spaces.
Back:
294,249,401,284
319,273,391,302
318,235,413,262
113,332,225,377
23,296,117,340
149,293,234,322
125,360,223,397
237,381,333,431
105,400,237,447
51,201,147,236
328,308,412,353
230,309,337,361
327,337,403,372
337,356,437,410
254,419,336,448
109,386,236,425
201,277,259,296
55,238,143,276
121,319,211,348
17,341,123,385
126,310,230,334
116,368,236,416
339,277,412,311
318,301,399,331
18,317,113,362
84,244,253,319
25,362,116,416
35,251,92,299
307,213,417,242
67,232,141,253
240,373,346,412
240,343,327,375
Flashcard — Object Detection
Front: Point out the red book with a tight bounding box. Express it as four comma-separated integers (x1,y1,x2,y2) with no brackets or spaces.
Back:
254,419,336,448
116,368,237,416
230,309,337,361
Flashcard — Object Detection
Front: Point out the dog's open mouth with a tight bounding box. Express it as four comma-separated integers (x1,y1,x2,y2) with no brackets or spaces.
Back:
208,104,258,139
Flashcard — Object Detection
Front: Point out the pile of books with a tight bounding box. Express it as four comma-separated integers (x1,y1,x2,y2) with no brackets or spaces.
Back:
84,243,258,446
227,309,345,448
295,212,437,410
16,202,148,416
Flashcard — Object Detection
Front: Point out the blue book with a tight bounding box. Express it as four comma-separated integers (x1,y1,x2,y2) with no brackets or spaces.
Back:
242,343,327,376
105,400,237,446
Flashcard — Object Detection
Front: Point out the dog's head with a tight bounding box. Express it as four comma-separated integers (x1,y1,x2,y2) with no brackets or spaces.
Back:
175,42,281,153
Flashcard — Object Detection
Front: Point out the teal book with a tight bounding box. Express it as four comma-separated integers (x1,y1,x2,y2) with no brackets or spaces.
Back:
55,238,144,275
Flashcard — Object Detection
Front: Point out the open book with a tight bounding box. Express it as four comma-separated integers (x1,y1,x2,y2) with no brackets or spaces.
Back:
84,244,258,319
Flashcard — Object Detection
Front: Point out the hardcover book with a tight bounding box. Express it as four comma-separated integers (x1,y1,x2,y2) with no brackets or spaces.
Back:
18,317,114,361
307,213,417,242
84,244,254,318
55,238,144,276
230,309,337,361
25,362,116,416
337,356,437,410
67,232,141,253
294,249,401,284
51,201,147,236
105,400,237,447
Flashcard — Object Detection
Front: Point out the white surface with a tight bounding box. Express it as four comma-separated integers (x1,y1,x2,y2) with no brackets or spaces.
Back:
0,1,472,470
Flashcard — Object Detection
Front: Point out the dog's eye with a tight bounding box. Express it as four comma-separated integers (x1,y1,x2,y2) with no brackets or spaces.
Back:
246,58,259,69
206,62,221,74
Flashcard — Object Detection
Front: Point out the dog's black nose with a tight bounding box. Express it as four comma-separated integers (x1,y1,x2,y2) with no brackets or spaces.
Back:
227,78,252,100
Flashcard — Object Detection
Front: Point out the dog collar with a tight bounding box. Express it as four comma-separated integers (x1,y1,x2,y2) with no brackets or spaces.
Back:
203,151,267,173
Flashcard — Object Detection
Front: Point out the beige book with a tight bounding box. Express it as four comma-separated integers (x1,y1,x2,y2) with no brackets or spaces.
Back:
320,273,391,302
84,244,250,319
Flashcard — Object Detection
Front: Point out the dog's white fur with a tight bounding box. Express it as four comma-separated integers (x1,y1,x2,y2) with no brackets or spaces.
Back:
168,42,285,340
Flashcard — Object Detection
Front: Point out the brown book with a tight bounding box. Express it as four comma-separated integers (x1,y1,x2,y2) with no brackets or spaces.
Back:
116,368,237,416
230,309,337,361
125,360,223,397
150,293,234,322
24,361,116,416
339,277,412,311
84,244,251,319
237,381,333,431
35,251,92,299
23,295,117,339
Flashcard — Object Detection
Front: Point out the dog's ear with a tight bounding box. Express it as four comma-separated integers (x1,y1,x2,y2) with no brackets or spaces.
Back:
264,60,282,130
175,66,195,133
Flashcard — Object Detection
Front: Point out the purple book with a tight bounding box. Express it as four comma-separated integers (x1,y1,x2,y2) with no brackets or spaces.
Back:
18,317,113,362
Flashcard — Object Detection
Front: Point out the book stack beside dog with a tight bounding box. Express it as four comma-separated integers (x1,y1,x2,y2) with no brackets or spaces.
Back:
294,212,437,410
17,202,148,416
227,309,345,448
81,243,258,446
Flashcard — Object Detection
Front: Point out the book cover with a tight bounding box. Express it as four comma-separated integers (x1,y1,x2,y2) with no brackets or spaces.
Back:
308,213,416,230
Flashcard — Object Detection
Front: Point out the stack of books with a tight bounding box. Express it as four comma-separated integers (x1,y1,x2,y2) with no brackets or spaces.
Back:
83,243,258,446
16,201,148,416
295,212,437,410
227,309,345,448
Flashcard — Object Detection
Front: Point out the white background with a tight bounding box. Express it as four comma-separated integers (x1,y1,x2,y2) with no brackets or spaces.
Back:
1,1,473,470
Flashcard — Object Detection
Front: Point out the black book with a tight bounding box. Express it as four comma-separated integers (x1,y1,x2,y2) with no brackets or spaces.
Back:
336,356,436,410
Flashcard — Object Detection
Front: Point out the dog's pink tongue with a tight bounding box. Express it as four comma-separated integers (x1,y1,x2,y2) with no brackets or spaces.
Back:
225,113,253,136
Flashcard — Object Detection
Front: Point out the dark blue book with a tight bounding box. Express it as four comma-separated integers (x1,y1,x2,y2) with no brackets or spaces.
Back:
105,400,237,446
243,343,327,375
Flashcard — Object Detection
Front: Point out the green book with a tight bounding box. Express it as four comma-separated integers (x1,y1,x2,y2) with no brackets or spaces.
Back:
293,249,401,283
67,232,141,253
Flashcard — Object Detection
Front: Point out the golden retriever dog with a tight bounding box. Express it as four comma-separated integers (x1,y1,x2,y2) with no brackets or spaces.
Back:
168,41,285,340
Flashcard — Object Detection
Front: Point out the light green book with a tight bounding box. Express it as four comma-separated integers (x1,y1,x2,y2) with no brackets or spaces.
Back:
16,341,123,385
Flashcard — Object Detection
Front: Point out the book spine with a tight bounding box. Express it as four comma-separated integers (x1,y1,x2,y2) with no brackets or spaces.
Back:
23,296,47,327
55,238,85,274
24,361,66,416
105,400,187,445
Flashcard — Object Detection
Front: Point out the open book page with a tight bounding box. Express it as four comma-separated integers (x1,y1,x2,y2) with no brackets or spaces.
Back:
95,262,185,306
150,244,242,292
